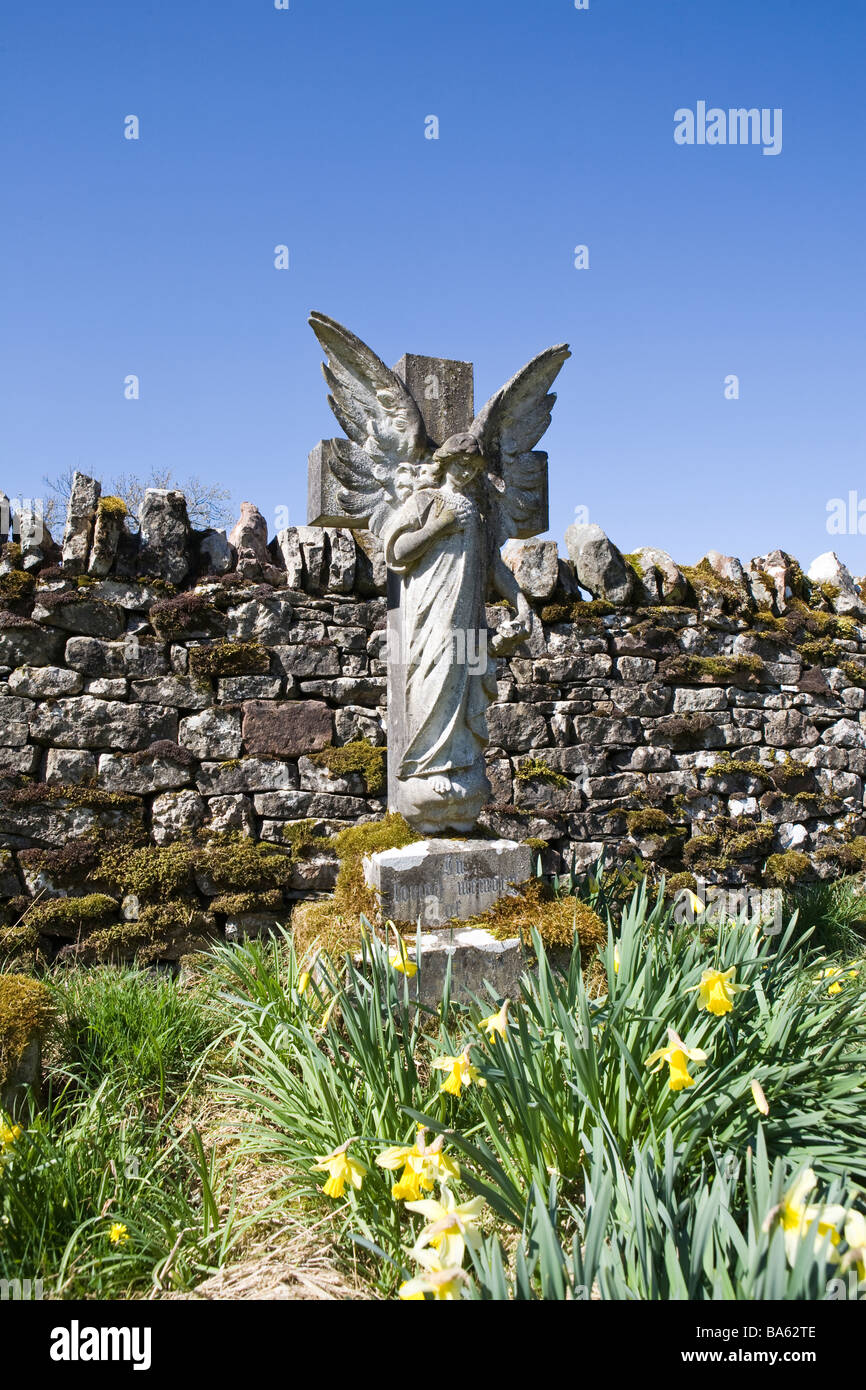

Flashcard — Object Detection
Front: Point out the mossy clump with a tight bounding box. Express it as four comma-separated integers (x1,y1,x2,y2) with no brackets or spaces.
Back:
0,783,139,813
656,712,713,750
678,561,751,614
540,598,614,624
0,922,40,960
25,894,119,936
664,871,698,899
471,878,606,959
515,756,569,790
798,637,844,667
291,813,421,957
149,590,228,640
210,888,285,916
626,807,673,836
522,837,549,855
840,661,866,688
682,818,775,872
18,837,104,883
98,842,198,900
764,851,812,887
128,741,197,768
815,837,866,873
705,757,772,784
0,973,54,1084
660,653,764,687
97,495,128,520
278,819,324,858
0,569,36,606
199,834,295,893
308,741,387,795
188,641,270,681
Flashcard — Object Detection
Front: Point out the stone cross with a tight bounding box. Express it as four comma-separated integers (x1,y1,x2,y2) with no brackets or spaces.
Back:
307,352,475,815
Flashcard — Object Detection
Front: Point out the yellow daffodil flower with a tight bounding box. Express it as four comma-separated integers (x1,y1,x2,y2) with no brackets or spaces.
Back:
645,1027,707,1091
108,1222,129,1246
774,1168,845,1267
398,1249,467,1301
405,1189,486,1267
750,1078,769,1115
432,1047,487,1097
377,1126,460,1201
814,966,858,996
613,944,621,976
312,1140,366,1200
389,938,418,978
0,1121,22,1153
298,971,311,995
685,890,706,917
478,1000,510,1042
317,993,340,1032
687,966,747,1017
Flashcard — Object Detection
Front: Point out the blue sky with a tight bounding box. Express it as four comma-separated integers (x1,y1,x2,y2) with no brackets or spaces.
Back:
2,0,864,574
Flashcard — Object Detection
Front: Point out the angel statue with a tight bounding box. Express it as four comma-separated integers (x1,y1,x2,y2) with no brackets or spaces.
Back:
309,312,571,835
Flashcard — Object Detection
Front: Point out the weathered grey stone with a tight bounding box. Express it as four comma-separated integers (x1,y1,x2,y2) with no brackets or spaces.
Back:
353,530,387,596
364,838,532,928
85,677,128,699
702,551,747,586
29,696,177,750
179,708,243,760
486,703,549,752
385,927,523,1008
225,594,295,643
297,526,328,594
0,794,141,848
325,529,357,593
61,471,101,573
241,699,332,757
291,855,339,892
807,551,864,617
32,598,125,640
822,718,865,749
98,752,192,794
87,499,126,576
217,675,282,702
151,789,206,844
393,352,475,447
137,489,192,585
298,754,366,796
630,547,688,605
272,527,304,588
564,523,633,604
253,790,372,819
8,665,82,698
334,705,385,745
229,502,270,565
130,676,211,710
0,622,64,668
45,748,98,784
196,757,299,795
270,643,339,679
199,529,234,574
205,793,256,836
223,913,281,942
501,539,560,600
778,822,809,850
0,744,40,776
764,709,820,749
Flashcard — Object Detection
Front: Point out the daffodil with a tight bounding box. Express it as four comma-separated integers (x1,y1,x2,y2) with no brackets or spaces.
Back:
317,993,339,1032
389,938,418,978
687,966,747,1017
814,966,858,996
750,1078,769,1116
108,1222,129,1246
0,1121,22,1154
377,1126,459,1201
312,1140,366,1199
644,1028,707,1091
405,1189,486,1267
398,1249,467,1301
685,890,706,918
774,1168,845,1266
478,1000,510,1042
432,1047,486,1097
613,943,621,976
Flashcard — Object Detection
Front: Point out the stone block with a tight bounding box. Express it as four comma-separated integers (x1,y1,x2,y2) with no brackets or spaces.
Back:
364,838,532,928
242,699,332,757
391,927,524,1008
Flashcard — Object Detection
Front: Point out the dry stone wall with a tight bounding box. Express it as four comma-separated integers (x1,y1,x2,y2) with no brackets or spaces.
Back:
2,474,866,964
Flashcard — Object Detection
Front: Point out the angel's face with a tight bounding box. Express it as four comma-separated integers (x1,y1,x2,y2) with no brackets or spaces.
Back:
394,465,415,501
444,455,483,492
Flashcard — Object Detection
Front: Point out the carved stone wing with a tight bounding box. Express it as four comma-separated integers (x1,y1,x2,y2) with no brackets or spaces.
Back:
310,310,429,463
470,343,571,542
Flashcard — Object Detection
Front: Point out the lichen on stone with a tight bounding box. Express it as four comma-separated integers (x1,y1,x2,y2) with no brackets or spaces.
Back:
515,756,569,790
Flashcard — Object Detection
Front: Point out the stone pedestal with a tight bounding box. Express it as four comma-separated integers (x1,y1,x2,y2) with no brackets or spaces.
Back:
363,838,531,928
399,927,523,1007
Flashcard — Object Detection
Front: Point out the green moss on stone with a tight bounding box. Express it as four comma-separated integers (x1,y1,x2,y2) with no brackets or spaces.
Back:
26,894,118,934
309,740,387,795
210,888,284,915
626,807,673,835
188,641,270,681
764,851,812,886
515,756,569,790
